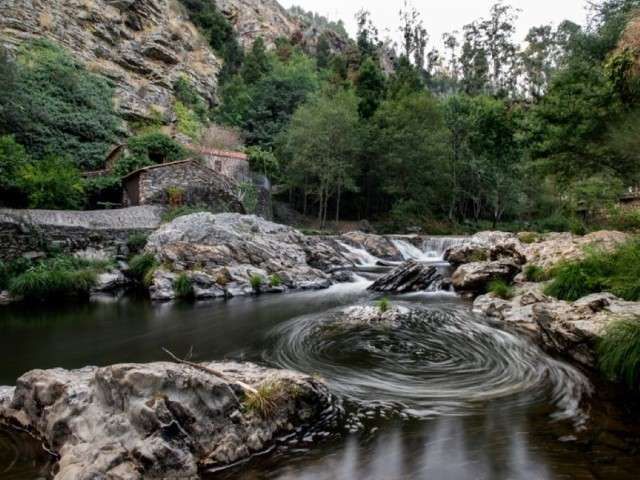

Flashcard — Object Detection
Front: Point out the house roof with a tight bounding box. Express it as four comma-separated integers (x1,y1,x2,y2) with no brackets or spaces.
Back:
185,144,248,160
121,159,198,181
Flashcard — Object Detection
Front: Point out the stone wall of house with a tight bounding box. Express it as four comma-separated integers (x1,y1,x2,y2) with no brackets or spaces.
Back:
202,154,250,182
0,207,163,260
138,161,245,213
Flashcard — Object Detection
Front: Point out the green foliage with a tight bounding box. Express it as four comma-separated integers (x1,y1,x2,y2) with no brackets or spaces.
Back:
127,233,149,254
17,155,85,209
545,240,640,301
377,297,391,313
114,133,188,177
0,258,32,291
173,274,194,300
241,38,271,84
238,181,258,214
518,232,541,244
129,254,159,286
173,76,208,121
174,101,203,140
219,53,320,147
356,56,386,119
269,274,282,287
8,256,108,301
0,40,120,170
597,318,640,389
0,135,29,193
488,279,515,299
524,265,549,283
246,146,279,178
249,274,264,292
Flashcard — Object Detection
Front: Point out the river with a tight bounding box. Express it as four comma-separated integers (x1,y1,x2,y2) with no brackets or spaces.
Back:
1,269,639,479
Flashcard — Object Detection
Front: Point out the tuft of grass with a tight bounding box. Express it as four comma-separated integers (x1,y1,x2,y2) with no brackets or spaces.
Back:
243,380,301,418
488,279,515,300
524,265,549,283
129,253,159,287
597,318,640,389
518,232,540,244
269,274,282,287
468,251,489,262
127,233,149,254
250,274,264,292
173,273,194,299
544,240,640,302
8,256,107,301
0,257,33,291
377,297,391,313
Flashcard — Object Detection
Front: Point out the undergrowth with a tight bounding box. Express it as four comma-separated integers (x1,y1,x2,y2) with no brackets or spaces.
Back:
488,279,515,300
597,318,640,389
173,274,194,299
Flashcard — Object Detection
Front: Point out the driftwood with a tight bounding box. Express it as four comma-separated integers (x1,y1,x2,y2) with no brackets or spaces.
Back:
162,348,258,394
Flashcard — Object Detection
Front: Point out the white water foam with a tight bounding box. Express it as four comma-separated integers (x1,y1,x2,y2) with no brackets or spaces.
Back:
337,241,382,267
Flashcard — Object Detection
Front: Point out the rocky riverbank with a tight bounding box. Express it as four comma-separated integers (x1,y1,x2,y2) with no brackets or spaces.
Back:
0,361,340,480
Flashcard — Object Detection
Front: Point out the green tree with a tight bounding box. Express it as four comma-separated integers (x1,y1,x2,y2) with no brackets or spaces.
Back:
0,135,30,194
17,155,85,209
355,56,386,118
241,38,271,84
280,89,362,226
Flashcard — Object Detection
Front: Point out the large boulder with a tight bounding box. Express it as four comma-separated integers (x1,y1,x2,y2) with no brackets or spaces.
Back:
0,362,340,480
368,261,443,293
145,214,343,300
339,231,401,260
451,260,521,294
444,232,526,266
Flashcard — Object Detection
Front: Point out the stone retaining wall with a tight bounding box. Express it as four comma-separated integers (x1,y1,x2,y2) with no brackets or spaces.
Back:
0,206,164,260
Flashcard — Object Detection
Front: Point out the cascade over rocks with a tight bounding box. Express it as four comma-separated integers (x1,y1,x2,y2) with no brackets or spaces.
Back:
339,231,402,260
0,362,339,480
368,261,444,293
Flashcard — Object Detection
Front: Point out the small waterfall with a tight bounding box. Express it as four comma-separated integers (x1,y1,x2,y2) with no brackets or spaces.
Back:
421,237,467,261
336,241,382,267
391,239,433,262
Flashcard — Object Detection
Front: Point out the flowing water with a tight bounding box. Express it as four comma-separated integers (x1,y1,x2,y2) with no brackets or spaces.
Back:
1,273,640,479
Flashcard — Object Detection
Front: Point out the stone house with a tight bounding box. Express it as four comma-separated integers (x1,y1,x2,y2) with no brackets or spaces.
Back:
121,159,245,213
187,146,251,182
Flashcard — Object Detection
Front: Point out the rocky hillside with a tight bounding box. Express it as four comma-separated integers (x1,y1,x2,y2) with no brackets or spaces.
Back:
0,0,223,122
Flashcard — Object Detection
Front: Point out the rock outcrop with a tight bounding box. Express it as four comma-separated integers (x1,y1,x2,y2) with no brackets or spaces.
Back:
339,231,401,260
1,0,220,121
368,261,443,293
451,260,521,294
474,284,640,367
0,361,339,480
145,213,347,300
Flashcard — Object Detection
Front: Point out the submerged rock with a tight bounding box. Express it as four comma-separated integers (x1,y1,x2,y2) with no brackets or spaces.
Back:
0,362,339,479
368,260,443,293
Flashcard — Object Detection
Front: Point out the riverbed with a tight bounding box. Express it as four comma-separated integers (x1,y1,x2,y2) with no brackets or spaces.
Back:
1,277,639,479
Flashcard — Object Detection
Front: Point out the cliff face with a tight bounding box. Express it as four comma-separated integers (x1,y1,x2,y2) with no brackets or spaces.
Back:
0,0,221,122
218,0,299,48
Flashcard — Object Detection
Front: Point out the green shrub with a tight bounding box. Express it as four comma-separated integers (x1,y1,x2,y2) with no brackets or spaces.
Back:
174,76,208,121
0,257,32,290
488,279,515,300
8,256,107,301
249,274,264,292
269,274,282,287
127,233,149,254
0,39,120,170
129,253,159,286
243,380,300,418
0,135,30,193
175,101,203,140
16,155,85,209
377,297,391,313
597,318,640,389
238,181,258,214
544,240,640,302
114,133,188,177
524,265,549,283
173,274,194,299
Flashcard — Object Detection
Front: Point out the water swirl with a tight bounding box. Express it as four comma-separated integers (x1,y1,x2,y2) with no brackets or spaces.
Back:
265,302,591,423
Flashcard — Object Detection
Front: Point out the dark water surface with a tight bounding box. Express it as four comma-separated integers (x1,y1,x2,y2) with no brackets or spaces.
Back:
1,280,639,479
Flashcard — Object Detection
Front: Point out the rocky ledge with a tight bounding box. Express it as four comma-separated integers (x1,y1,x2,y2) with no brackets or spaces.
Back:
0,361,340,480
474,284,640,368
143,213,354,301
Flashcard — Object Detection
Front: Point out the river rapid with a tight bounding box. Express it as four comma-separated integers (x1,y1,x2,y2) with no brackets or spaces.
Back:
1,260,640,479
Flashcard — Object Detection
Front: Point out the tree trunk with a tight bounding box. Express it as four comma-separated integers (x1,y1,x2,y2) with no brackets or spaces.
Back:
335,183,341,223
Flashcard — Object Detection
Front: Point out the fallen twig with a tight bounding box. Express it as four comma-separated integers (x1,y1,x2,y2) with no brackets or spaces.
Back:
162,348,258,394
